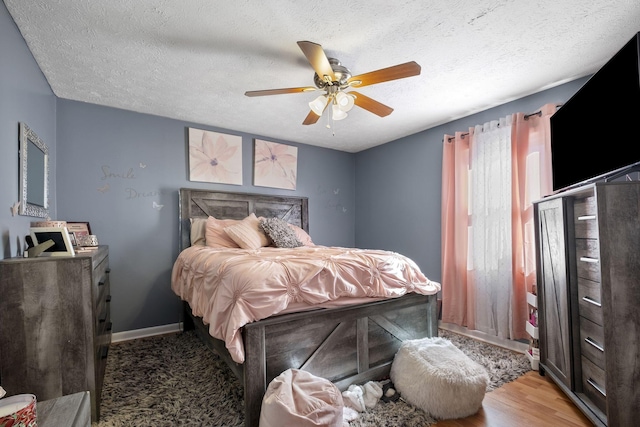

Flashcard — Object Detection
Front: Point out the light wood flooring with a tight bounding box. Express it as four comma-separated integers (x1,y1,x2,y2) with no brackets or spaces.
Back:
432,371,593,427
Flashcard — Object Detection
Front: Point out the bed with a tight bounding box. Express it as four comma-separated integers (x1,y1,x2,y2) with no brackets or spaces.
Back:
171,188,440,426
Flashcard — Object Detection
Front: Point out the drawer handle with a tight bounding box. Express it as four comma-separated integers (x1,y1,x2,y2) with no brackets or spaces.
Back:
99,314,107,323
101,346,109,359
582,296,601,307
98,280,105,286
107,321,113,332
577,215,596,221
585,336,604,352
587,378,606,397
106,268,111,274
580,257,599,263
106,295,112,303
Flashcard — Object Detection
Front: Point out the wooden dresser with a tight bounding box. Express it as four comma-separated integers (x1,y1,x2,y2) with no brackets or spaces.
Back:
534,181,640,426
0,246,112,422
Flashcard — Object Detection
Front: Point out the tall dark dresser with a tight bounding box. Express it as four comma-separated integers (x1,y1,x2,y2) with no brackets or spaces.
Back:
0,246,112,422
534,181,640,426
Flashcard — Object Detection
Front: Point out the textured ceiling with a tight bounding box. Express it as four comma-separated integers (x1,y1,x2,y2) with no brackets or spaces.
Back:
4,1,640,152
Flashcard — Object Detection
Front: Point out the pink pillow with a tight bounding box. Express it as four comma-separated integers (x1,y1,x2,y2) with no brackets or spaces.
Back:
224,213,270,249
288,223,314,246
205,216,241,248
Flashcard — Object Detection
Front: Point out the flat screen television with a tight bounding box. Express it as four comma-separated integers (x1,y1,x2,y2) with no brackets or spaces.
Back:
550,31,640,193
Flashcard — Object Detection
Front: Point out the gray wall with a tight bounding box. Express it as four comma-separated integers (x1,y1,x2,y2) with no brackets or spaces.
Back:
55,100,355,332
354,77,589,284
0,1,56,259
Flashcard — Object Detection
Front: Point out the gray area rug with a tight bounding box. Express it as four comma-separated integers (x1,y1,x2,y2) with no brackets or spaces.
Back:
93,329,531,427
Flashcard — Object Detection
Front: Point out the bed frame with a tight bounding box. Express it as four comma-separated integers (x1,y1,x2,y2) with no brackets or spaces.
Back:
178,188,438,427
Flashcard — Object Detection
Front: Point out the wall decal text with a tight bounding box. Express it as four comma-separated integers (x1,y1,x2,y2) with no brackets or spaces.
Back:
101,165,136,180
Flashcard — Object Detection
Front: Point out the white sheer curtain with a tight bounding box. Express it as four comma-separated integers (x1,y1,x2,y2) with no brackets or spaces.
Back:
442,103,557,341
469,116,513,339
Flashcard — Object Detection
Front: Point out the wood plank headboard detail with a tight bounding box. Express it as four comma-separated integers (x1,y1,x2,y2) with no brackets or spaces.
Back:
178,188,309,252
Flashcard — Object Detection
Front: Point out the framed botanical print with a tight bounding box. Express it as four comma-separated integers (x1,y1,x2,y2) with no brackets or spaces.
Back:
188,128,242,185
253,139,298,190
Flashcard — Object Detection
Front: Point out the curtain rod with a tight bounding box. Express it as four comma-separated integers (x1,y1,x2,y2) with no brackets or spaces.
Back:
523,103,563,120
444,104,563,143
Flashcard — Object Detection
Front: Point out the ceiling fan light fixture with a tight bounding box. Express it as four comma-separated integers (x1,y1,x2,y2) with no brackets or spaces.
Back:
335,92,355,112
332,104,348,121
309,95,329,115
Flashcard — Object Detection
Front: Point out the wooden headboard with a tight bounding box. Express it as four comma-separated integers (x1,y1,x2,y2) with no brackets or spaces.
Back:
179,188,309,252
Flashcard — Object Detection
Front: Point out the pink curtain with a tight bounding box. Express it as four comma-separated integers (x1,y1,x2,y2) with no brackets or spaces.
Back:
441,103,556,340
441,129,474,328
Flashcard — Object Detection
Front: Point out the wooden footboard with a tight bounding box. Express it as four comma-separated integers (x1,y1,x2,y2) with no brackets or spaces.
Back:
184,293,438,427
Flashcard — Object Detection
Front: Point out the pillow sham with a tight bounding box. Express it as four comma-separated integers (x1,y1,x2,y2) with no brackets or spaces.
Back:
288,223,314,246
224,213,270,249
205,216,242,248
260,217,303,248
190,217,208,246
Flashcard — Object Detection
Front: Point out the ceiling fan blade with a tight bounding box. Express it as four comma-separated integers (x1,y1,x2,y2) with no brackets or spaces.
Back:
349,91,394,117
297,41,336,83
302,110,321,125
245,87,317,97
348,61,421,88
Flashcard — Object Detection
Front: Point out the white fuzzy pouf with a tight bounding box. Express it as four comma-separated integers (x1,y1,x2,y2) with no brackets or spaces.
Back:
390,336,489,420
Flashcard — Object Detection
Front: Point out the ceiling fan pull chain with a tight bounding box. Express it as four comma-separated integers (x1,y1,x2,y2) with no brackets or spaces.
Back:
328,111,336,136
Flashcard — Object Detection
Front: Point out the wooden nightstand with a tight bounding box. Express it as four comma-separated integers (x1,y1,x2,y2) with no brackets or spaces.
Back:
37,391,91,427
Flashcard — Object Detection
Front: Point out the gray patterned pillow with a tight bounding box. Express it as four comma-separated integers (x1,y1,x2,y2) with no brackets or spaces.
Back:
259,217,303,248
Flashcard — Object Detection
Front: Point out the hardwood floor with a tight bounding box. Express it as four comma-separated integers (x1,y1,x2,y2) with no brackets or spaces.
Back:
432,371,593,427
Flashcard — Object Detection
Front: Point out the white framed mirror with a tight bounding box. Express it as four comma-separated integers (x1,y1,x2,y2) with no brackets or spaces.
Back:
19,122,49,218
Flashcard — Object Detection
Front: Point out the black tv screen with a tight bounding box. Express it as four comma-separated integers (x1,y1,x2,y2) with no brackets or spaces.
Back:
550,32,640,193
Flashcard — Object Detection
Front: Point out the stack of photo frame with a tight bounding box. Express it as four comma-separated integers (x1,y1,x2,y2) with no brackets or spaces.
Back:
29,221,97,257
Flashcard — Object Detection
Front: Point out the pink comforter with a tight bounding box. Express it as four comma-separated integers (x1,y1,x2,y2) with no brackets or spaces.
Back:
171,245,441,364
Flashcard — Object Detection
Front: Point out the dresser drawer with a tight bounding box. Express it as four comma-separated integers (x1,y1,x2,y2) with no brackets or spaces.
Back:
94,257,110,307
579,316,605,369
575,239,600,282
577,278,603,326
573,196,598,239
95,295,111,336
581,356,607,415
94,257,110,337
573,194,596,217
574,236,599,259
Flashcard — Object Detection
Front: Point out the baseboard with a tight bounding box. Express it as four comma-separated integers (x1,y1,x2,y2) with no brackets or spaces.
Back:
112,323,182,343
438,321,528,354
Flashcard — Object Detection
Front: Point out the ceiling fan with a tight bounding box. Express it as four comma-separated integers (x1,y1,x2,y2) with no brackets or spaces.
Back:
245,41,421,125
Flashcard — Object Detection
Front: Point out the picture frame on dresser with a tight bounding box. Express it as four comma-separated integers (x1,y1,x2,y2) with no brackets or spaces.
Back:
29,227,75,256
66,221,92,238
67,232,77,247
